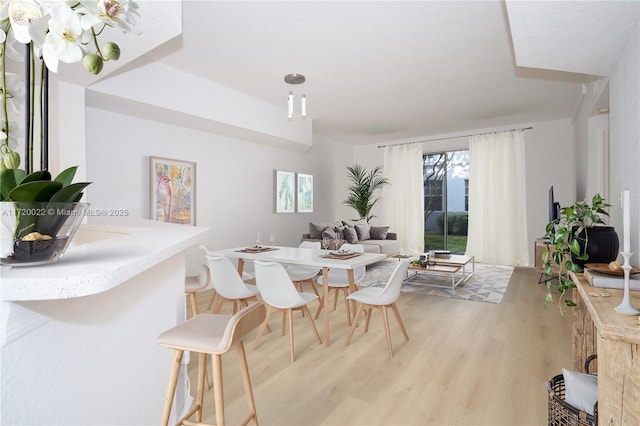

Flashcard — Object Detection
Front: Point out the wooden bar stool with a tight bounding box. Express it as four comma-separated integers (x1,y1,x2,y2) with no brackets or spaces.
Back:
158,302,266,426
185,265,210,316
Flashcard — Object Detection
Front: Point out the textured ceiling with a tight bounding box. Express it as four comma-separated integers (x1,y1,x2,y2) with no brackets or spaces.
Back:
140,1,628,145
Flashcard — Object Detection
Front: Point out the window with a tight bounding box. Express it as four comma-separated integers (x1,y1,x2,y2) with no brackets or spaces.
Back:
424,179,443,212
423,150,469,253
464,179,469,212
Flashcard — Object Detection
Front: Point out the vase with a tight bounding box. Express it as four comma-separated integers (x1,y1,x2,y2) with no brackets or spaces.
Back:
571,225,620,268
0,202,89,266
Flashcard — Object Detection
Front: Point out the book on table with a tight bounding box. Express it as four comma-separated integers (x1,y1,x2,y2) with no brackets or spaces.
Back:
433,250,451,259
585,269,640,291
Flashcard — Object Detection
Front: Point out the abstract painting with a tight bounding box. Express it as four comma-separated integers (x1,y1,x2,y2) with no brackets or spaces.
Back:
275,170,295,213
150,156,196,225
297,173,313,213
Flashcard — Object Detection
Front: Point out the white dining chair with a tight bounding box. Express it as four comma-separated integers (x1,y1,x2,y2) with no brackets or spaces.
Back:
344,260,410,358
286,241,321,298
252,260,322,361
205,255,260,314
200,245,255,311
314,243,366,325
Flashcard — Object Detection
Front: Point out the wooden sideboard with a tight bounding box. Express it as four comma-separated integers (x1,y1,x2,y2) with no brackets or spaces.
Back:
570,272,640,425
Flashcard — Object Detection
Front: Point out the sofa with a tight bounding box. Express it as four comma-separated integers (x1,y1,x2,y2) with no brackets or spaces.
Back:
301,221,401,256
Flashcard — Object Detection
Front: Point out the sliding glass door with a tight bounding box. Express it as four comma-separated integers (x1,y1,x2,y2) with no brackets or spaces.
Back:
423,150,469,254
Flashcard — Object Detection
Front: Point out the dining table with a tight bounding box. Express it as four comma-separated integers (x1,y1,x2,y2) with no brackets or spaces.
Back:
205,245,386,345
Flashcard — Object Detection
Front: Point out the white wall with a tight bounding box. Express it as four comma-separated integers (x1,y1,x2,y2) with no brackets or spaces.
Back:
84,107,348,273
605,19,640,257
353,119,575,266
586,112,610,201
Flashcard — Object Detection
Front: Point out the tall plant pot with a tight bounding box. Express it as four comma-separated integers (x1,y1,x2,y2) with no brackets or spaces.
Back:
571,225,620,268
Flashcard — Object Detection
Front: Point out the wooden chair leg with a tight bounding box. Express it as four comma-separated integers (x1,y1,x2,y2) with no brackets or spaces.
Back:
206,290,218,311
390,302,410,341
189,292,199,315
381,306,394,358
196,352,207,422
253,306,274,350
237,341,258,425
314,296,324,320
342,288,351,325
307,279,320,297
211,295,224,314
302,305,322,345
161,350,183,426
364,307,373,332
288,309,295,362
212,354,225,426
345,303,365,346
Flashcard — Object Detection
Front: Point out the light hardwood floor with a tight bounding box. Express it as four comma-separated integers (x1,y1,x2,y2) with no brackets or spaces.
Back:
183,266,572,425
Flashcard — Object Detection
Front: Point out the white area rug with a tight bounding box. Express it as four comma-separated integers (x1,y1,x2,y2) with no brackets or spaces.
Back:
360,259,514,304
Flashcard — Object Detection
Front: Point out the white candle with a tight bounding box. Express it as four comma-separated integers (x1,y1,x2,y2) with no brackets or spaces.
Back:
623,190,630,252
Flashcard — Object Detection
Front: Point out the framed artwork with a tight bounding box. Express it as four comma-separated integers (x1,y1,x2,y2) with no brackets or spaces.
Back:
297,173,313,213
275,170,295,213
150,156,196,225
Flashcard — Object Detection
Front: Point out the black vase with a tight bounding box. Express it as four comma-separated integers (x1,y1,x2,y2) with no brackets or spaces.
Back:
571,226,620,268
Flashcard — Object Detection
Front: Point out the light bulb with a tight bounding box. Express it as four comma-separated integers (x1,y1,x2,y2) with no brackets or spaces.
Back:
301,94,307,117
287,91,293,119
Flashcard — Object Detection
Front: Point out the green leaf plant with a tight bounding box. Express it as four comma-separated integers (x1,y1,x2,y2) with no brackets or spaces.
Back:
542,193,610,313
343,164,390,224
0,166,91,239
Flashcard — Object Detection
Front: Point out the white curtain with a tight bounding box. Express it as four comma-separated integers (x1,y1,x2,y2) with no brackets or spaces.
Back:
382,143,424,254
466,130,529,266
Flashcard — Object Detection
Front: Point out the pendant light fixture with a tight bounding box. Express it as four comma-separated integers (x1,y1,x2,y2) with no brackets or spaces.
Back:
284,73,306,119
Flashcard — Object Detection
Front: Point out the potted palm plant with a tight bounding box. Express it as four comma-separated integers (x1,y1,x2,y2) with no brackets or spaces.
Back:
343,163,389,224
542,193,619,309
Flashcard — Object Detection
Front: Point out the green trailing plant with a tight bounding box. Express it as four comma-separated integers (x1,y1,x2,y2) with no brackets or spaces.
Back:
542,193,610,311
343,163,389,223
0,166,91,239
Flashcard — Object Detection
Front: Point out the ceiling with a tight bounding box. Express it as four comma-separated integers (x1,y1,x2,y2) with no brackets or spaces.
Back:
115,1,636,145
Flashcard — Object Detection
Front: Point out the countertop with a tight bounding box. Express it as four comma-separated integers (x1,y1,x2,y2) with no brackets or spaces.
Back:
0,220,210,301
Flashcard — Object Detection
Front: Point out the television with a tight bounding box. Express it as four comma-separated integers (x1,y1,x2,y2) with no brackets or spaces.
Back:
549,186,561,223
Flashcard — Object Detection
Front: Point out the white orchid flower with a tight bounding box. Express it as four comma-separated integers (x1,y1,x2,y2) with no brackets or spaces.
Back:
28,12,51,53
42,3,84,72
8,0,42,44
79,0,139,33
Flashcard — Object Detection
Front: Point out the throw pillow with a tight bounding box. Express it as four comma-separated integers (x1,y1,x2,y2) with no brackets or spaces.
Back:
370,226,390,240
334,225,346,239
562,368,598,415
342,220,365,227
342,227,359,244
309,222,327,239
355,224,371,241
321,226,337,240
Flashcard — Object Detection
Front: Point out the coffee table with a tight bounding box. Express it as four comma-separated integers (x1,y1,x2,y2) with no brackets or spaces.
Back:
406,254,475,290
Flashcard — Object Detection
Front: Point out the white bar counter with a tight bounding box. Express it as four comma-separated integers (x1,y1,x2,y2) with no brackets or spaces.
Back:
0,220,209,425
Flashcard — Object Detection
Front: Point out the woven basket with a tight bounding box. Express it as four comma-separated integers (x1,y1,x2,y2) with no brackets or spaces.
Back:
547,355,598,426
